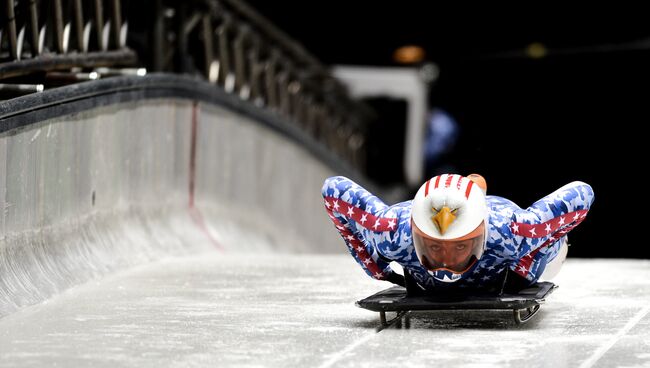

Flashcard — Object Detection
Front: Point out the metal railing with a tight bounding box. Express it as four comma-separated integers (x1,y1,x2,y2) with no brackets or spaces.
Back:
0,0,136,79
1,0,370,172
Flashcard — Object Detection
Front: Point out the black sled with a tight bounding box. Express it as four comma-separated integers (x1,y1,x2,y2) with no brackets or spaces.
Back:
356,270,557,326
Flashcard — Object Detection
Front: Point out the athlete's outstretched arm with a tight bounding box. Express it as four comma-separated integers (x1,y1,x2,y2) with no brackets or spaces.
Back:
322,176,402,284
511,181,595,257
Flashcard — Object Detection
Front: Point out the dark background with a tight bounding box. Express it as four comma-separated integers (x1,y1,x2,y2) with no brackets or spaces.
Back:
247,2,648,258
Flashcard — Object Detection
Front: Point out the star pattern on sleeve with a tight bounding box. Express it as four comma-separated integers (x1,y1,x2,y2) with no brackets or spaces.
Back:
510,209,588,238
324,196,398,232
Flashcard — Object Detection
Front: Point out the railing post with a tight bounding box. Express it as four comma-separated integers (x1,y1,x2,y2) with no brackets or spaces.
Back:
73,0,84,51
233,24,250,96
94,0,105,50
216,14,232,89
28,0,40,56
6,0,18,59
111,0,122,49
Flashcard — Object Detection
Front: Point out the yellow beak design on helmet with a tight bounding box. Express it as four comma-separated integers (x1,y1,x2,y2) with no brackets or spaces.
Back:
432,206,456,235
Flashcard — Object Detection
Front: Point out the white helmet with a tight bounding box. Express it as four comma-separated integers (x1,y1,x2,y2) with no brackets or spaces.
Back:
411,174,488,281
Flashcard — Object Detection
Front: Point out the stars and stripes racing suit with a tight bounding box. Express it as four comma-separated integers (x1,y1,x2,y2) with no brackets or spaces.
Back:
322,175,594,291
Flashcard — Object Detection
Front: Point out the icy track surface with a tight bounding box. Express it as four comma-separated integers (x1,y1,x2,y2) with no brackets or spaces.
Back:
1,256,649,368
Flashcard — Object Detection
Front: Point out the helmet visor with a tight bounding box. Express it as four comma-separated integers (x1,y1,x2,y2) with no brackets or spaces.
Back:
412,222,485,273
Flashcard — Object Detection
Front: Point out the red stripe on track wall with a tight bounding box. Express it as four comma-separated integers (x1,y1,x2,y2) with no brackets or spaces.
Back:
189,102,198,208
188,102,223,250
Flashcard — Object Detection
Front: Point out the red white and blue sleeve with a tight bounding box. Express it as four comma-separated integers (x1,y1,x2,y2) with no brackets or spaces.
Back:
321,176,402,282
510,181,595,261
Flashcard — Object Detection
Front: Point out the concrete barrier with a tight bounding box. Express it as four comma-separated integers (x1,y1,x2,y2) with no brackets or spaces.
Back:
0,75,360,317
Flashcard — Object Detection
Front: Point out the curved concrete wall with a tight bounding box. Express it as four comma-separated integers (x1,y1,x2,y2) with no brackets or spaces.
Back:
0,77,354,317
